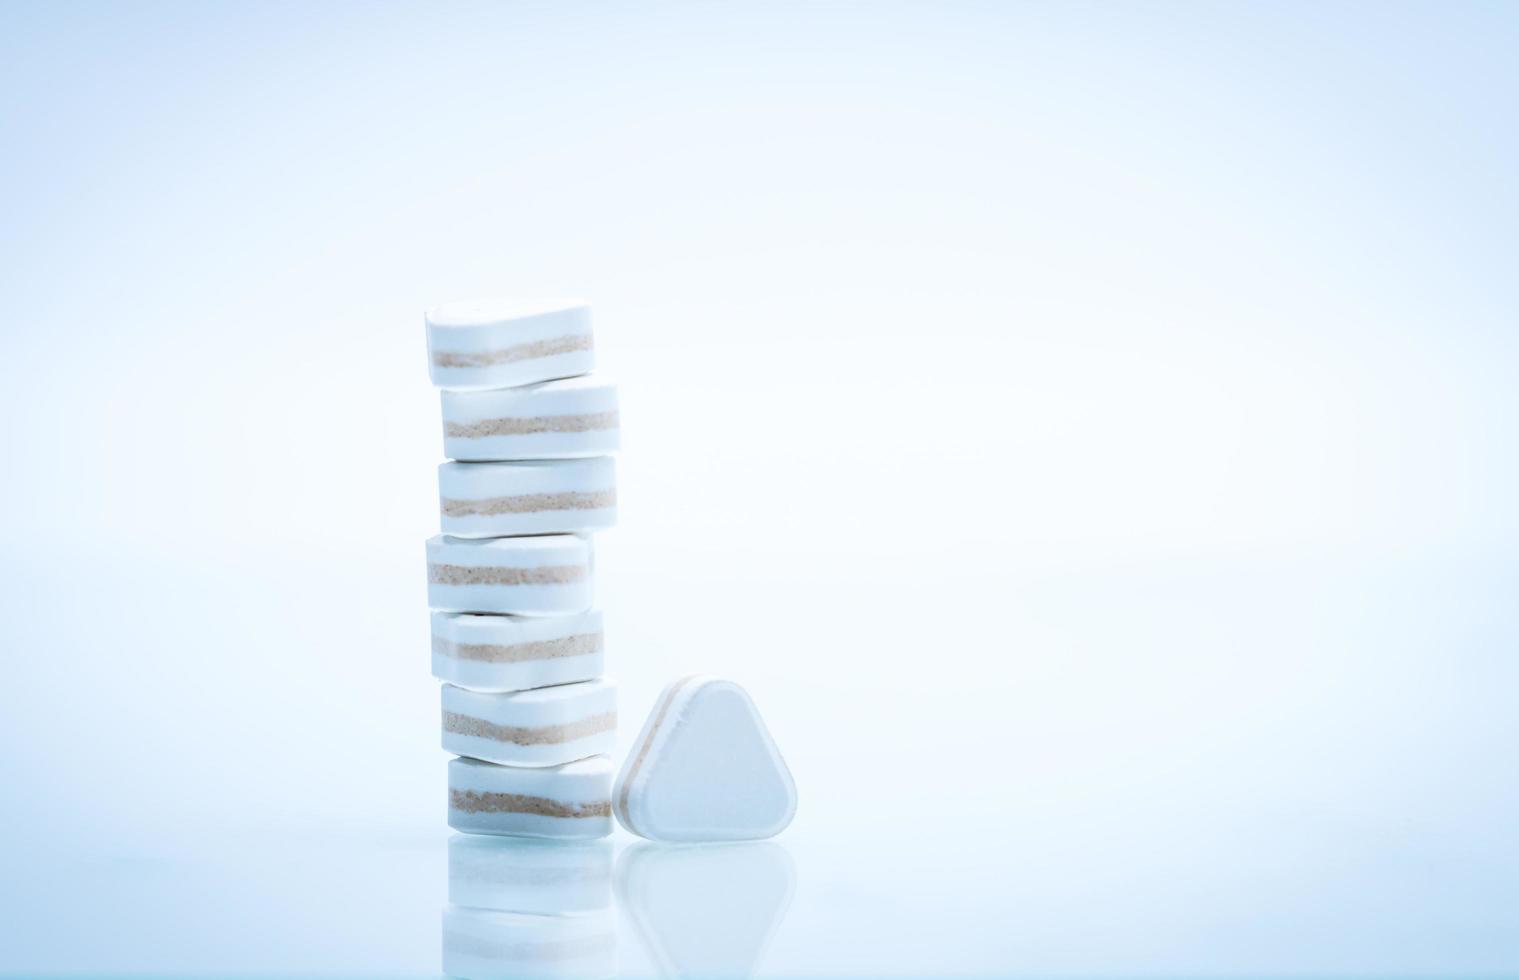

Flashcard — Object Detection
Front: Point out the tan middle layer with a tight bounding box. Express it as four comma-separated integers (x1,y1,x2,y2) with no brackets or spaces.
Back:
445,410,619,439
433,333,592,369
449,788,610,818
444,710,616,746
433,631,604,664
429,563,586,586
442,489,616,518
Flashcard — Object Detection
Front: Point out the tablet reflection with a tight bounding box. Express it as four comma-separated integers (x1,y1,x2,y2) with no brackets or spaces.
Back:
443,906,614,980
449,835,612,917
444,834,614,980
615,842,795,979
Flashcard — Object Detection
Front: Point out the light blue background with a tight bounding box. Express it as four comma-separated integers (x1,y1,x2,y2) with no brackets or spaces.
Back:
1,1,1516,976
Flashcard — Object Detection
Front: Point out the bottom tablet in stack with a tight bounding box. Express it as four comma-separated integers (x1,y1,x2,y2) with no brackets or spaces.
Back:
449,756,613,840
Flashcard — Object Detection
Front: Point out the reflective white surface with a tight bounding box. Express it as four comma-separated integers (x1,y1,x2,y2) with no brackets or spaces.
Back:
3,735,1518,980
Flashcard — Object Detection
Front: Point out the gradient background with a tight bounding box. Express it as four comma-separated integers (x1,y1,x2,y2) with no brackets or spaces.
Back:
1,1,1517,976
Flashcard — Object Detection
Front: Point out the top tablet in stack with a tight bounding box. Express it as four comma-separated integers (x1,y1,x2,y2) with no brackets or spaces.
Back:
425,299,620,840
427,299,596,391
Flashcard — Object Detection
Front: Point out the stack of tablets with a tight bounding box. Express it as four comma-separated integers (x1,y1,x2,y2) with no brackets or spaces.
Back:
425,300,620,840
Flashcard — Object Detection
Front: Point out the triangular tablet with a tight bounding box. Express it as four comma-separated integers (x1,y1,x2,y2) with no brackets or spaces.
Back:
614,676,796,842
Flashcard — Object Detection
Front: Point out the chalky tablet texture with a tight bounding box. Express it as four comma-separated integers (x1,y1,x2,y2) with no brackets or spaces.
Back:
426,534,592,616
426,299,595,391
440,457,616,538
442,376,620,462
444,678,617,768
449,835,612,915
614,676,796,842
449,755,613,840
443,905,614,980
432,609,605,693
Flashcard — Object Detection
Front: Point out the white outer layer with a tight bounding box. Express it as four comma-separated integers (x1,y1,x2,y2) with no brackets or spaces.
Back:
614,676,796,842
425,299,595,391
448,755,613,840
426,534,592,616
449,835,612,915
443,678,617,767
442,905,614,980
439,457,617,538
432,609,605,693
441,376,620,462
